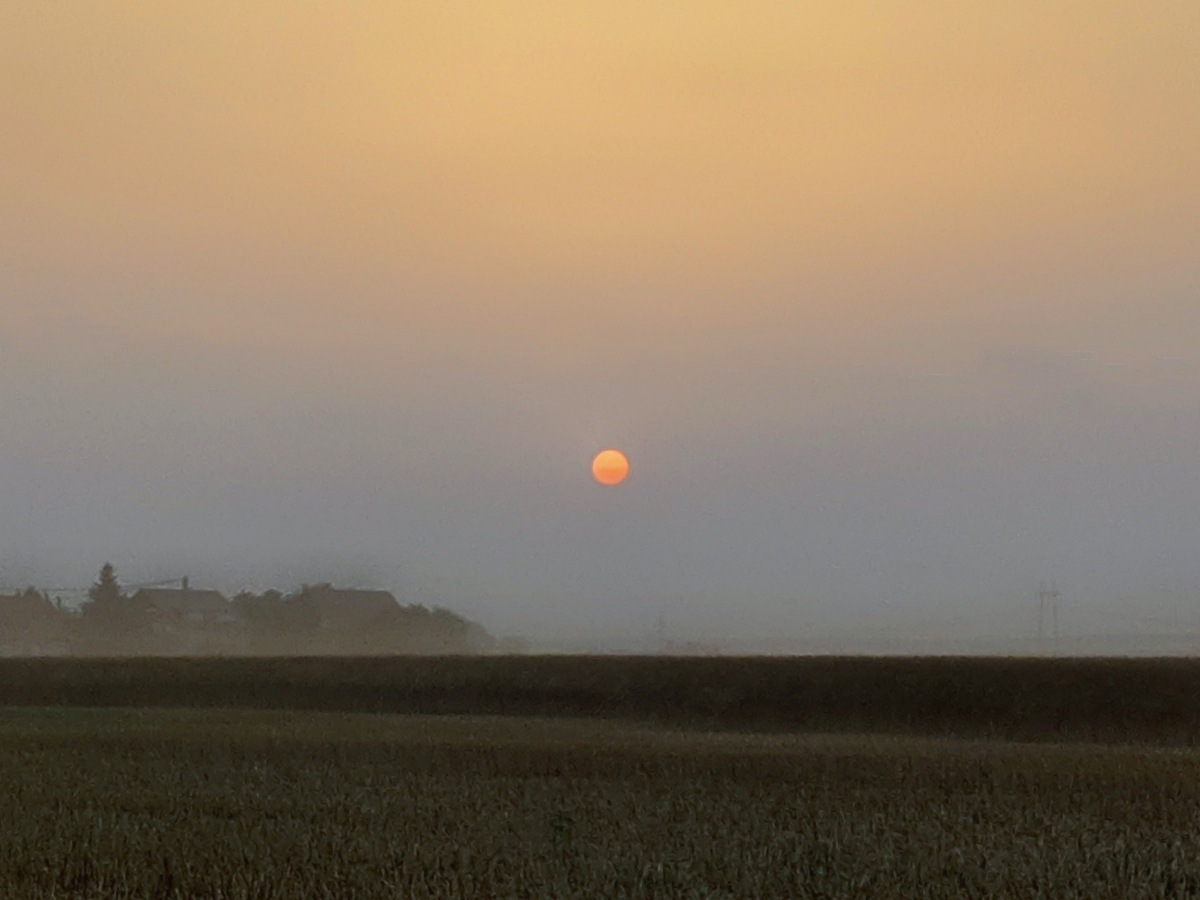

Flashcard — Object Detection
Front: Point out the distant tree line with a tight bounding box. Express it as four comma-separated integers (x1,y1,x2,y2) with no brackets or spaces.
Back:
0,563,494,657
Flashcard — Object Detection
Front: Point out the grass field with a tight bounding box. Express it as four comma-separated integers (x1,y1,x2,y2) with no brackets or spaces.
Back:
4,706,1200,898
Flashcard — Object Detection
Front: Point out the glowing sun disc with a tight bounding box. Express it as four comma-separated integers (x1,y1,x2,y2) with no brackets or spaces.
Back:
592,449,630,486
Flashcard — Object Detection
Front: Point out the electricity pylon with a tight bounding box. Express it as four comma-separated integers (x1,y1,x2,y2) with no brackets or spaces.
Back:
1037,581,1061,653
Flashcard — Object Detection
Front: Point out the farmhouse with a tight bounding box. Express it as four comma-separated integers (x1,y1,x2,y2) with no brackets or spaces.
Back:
0,589,68,655
123,582,244,654
299,584,401,631
129,584,237,626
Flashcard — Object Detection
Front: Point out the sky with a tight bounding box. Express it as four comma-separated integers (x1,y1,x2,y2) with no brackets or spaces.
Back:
1,1,1198,646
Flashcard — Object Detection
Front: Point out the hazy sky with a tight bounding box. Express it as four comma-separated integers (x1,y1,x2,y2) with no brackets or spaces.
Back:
2,1,1198,643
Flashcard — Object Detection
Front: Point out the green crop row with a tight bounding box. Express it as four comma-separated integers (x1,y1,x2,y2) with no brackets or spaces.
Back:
1,708,1198,899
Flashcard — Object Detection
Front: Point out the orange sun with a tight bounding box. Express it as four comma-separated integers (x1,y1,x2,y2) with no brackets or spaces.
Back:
591,449,630,486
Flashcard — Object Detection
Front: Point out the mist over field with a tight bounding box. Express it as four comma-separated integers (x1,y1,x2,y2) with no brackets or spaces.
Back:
5,6,1200,897
2,1,1199,650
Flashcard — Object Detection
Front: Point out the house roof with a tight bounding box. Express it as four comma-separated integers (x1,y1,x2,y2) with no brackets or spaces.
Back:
0,592,59,620
301,585,399,629
130,587,231,615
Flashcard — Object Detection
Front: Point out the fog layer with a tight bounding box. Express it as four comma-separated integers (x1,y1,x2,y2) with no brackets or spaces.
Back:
1,1,1198,645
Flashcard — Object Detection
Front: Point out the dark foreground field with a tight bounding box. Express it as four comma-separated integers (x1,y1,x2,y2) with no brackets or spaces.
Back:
6,657,1200,898
3,707,1200,899
4,655,1200,743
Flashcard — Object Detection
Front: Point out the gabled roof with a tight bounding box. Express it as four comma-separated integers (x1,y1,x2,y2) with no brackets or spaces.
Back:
130,587,230,615
301,585,399,629
0,592,59,621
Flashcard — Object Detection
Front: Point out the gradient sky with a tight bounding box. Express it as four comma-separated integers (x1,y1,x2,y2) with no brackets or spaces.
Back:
2,1,1198,644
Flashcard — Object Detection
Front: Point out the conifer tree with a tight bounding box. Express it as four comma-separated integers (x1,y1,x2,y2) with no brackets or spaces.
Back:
87,562,122,606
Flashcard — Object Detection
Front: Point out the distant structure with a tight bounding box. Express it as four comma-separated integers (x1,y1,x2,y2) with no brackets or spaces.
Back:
1037,581,1062,652
0,589,67,656
4,564,495,657
130,584,236,626
128,581,242,655
250,584,495,655
303,585,404,632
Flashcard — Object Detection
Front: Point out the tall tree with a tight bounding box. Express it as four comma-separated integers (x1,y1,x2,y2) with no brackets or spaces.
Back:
88,562,122,606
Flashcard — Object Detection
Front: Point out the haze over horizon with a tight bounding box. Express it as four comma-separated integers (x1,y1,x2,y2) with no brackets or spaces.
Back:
2,1,1199,646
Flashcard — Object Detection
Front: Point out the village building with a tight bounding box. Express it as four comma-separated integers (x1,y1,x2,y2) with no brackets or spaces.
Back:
299,584,402,631
129,583,236,626
0,589,69,656
294,584,494,654
4,565,493,656
127,580,243,654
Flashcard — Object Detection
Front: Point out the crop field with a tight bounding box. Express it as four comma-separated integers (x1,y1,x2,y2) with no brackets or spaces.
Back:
6,655,1200,744
4,706,1200,899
